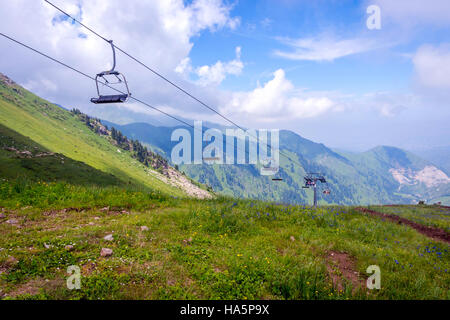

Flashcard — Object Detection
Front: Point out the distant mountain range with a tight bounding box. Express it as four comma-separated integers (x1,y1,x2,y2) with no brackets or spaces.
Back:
101,120,450,205
408,146,450,176
2,70,448,205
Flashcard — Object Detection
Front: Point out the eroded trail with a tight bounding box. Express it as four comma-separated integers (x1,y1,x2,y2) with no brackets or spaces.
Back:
355,207,450,244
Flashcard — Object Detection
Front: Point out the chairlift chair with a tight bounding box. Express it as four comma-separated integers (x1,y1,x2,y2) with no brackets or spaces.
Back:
91,40,131,104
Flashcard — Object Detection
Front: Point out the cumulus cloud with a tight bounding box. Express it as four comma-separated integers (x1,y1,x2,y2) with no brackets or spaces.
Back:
175,46,243,86
196,47,243,86
413,43,450,90
274,36,387,61
0,0,240,118
222,69,337,122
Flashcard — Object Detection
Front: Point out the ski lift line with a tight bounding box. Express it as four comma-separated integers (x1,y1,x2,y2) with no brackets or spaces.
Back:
0,32,193,129
44,0,242,128
0,30,276,173
42,0,307,173
0,33,274,170
43,0,110,43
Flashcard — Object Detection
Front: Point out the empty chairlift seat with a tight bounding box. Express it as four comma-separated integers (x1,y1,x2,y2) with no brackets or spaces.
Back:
91,93,129,104
91,40,131,104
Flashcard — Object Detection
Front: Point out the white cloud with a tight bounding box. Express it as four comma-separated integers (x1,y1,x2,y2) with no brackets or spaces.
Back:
0,0,239,115
360,92,416,118
174,57,193,76
274,36,387,61
222,69,337,121
175,46,243,86
195,46,243,86
372,0,450,28
413,44,450,90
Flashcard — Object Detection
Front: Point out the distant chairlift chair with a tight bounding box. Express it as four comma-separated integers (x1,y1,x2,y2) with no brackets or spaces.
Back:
91,40,131,104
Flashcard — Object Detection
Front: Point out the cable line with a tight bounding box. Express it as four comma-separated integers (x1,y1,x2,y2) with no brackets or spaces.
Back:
0,32,274,171
43,0,305,172
0,32,193,129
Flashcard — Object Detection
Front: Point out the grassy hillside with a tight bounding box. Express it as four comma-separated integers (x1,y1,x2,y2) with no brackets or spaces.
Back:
0,74,185,197
106,121,450,205
0,74,448,301
0,180,448,300
0,123,123,187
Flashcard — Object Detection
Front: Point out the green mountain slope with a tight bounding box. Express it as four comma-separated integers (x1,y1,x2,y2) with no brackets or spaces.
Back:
105,121,450,205
0,123,122,186
0,73,200,197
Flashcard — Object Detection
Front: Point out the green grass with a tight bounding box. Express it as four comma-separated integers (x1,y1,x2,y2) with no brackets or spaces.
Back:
0,80,184,196
0,180,448,300
0,123,124,187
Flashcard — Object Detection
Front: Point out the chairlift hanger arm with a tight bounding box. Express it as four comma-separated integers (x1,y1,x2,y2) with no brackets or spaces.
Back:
98,40,116,76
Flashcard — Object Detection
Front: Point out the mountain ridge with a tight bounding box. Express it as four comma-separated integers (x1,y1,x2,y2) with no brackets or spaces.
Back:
101,119,450,205
0,72,211,199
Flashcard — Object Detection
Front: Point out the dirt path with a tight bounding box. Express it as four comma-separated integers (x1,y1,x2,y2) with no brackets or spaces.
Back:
325,251,365,292
355,207,450,244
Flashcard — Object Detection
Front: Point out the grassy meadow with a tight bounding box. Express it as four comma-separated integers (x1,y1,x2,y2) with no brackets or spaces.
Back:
0,179,448,300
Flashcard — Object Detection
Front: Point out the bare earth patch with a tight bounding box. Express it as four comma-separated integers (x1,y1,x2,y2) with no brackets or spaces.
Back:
6,279,64,298
356,207,450,243
325,251,365,292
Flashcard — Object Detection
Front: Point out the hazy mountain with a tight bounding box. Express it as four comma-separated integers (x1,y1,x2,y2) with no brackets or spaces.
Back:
409,146,450,176
101,121,450,205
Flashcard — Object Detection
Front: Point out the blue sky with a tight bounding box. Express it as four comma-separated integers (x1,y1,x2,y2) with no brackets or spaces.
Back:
0,0,449,151
188,0,429,93
181,0,450,150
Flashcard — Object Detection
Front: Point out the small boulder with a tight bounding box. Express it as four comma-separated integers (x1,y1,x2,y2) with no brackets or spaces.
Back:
65,245,74,251
5,218,19,224
100,248,113,257
103,234,114,241
100,206,109,212
140,226,149,231
290,236,295,242
0,213,5,219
